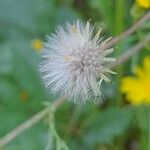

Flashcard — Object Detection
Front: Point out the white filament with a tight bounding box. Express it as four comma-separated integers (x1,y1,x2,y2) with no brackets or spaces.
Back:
39,20,116,103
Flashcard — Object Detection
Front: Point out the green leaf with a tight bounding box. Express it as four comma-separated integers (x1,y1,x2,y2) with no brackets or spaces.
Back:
4,123,48,150
88,0,114,33
0,0,55,34
82,107,133,145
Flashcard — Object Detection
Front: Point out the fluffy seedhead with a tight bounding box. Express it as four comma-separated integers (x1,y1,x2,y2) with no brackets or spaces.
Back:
39,20,116,103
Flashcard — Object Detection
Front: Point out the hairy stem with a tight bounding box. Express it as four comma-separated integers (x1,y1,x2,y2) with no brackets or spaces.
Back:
106,11,150,48
110,34,150,68
0,97,65,148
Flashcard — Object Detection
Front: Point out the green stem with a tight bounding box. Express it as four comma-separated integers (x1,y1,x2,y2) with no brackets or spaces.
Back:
65,105,82,140
114,0,124,106
48,105,69,150
114,0,124,35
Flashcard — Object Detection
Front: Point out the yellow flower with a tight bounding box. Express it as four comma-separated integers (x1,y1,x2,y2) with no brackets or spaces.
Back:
136,0,150,8
120,56,150,105
31,38,43,52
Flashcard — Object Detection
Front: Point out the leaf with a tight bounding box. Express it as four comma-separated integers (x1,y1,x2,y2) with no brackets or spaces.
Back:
0,39,52,150
88,0,114,32
4,123,48,150
0,0,79,39
82,107,133,145
0,44,14,75
0,0,55,33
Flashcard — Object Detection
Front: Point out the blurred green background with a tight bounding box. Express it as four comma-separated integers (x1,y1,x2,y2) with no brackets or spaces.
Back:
0,0,150,150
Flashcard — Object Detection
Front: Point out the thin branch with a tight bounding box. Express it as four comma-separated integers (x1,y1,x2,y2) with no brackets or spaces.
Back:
0,12,150,148
110,34,150,68
106,11,150,48
0,97,65,148
64,105,82,139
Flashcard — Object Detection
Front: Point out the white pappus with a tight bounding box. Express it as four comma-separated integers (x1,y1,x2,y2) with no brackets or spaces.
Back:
39,20,116,103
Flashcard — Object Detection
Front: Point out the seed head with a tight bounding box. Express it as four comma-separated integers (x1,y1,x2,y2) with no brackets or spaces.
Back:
39,20,116,103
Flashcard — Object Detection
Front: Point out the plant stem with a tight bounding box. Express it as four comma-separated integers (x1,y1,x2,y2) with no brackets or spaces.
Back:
0,97,65,148
110,34,150,68
65,105,82,140
48,106,69,150
114,0,124,106
106,11,150,49
114,0,124,35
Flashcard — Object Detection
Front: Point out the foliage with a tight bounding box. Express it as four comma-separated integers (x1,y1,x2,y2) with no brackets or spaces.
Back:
0,0,150,150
